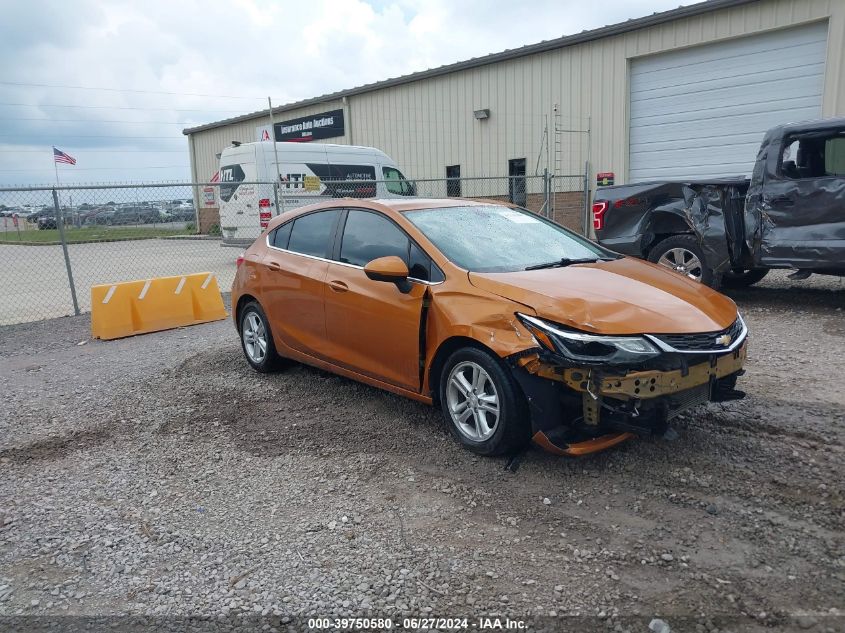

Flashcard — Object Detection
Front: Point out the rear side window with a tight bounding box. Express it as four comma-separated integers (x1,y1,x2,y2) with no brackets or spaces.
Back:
825,136,845,176
270,222,292,249
340,210,408,267
781,132,845,179
287,210,339,258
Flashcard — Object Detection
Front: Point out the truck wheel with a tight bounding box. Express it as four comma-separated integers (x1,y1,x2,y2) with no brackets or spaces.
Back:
648,235,716,287
721,268,769,288
439,347,530,456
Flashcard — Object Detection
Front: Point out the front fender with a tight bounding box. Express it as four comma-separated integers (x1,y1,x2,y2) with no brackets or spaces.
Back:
421,289,539,394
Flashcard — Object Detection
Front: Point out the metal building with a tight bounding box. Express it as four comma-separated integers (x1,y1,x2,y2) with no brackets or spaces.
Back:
183,0,845,230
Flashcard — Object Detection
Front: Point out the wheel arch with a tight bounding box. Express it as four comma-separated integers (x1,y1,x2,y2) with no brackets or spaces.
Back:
427,336,503,406
234,293,260,330
643,211,694,257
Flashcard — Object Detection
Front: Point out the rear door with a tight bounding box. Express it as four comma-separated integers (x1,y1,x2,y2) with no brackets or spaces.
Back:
261,209,341,359
758,128,845,268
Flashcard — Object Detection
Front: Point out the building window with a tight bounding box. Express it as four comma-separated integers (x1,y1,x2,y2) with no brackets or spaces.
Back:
446,165,461,197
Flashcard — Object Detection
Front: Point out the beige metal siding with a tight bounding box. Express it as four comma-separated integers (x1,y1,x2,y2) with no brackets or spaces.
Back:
188,0,845,186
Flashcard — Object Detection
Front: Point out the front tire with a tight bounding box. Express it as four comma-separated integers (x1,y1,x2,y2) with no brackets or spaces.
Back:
439,347,529,456
239,301,282,373
648,235,717,287
721,268,769,288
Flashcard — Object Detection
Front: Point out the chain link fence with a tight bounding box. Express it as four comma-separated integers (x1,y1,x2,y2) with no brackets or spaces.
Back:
0,174,585,326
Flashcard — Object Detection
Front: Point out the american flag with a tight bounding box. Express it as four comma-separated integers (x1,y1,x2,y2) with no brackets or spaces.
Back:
53,147,76,165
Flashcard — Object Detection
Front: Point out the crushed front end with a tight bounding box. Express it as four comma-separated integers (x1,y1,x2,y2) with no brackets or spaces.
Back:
508,313,748,456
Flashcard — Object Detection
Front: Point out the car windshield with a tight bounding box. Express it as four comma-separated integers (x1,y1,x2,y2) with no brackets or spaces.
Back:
404,205,614,272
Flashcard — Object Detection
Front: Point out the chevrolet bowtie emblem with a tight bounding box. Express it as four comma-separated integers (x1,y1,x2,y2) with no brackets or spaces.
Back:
716,334,732,346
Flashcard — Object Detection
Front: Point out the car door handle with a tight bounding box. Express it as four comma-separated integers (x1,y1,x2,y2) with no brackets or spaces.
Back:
268,261,282,272
329,280,348,292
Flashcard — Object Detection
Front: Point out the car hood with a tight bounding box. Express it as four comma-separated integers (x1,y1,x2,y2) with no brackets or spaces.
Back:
468,257,737,335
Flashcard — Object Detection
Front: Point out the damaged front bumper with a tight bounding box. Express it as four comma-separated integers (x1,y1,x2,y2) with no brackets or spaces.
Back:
508,339,748,456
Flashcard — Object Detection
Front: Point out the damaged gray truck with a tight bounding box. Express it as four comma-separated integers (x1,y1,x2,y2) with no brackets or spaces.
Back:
592,117,845,288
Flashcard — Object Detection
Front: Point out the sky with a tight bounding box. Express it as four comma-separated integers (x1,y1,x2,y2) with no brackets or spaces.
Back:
0,0,693,186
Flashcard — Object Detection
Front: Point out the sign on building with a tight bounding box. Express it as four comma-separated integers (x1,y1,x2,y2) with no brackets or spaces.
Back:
274,109,345,143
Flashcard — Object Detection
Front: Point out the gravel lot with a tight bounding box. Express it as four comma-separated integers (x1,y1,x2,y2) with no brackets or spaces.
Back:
0,271,842,632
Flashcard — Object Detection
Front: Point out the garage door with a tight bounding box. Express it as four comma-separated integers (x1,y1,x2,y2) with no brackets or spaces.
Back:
629,22,828,182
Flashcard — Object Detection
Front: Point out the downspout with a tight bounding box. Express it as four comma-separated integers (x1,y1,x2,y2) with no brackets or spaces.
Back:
343,95,353,146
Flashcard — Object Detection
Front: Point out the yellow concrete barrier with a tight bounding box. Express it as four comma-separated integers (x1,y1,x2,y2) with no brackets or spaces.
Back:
91,272,228,340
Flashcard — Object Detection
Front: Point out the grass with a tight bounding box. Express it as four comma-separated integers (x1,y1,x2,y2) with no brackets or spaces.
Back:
0,225,195,244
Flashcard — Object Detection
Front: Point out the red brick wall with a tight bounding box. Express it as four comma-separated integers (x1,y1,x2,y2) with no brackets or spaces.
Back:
198,207,220,234
469,191,586,234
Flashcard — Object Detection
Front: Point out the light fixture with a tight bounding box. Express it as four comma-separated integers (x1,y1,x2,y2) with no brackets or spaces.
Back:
473,109,490,120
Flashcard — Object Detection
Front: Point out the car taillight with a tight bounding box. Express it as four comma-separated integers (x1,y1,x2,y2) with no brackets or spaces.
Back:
236,253,245,268
259,198,272,228
592,201,608,231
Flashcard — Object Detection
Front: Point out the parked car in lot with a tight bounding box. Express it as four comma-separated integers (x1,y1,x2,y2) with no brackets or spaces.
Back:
110,206,162,225
231,198,748,457
592,117,845,288
38,215,59,230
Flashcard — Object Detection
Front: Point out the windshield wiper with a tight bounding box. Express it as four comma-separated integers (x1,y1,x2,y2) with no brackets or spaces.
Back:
524,257,607,271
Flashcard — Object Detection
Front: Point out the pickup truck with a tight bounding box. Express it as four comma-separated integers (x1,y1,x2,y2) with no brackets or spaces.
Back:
592,117,845,288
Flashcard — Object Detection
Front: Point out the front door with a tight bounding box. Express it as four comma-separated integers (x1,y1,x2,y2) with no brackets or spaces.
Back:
758,130,845,269
323,209,428,391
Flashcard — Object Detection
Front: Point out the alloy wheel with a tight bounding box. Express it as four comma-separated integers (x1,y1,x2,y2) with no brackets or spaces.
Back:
445,361,500,441
657,247,703,281
242,312,267,363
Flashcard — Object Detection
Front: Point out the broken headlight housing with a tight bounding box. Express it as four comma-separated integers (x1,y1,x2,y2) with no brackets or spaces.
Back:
516,313,661,365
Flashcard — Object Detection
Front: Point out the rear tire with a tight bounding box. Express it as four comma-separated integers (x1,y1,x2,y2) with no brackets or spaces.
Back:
720,268,769,288
648,235,717,288
438,347,530,456
239,301,282,373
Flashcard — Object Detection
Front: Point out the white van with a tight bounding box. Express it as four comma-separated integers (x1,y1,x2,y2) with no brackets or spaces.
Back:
217,142,414,241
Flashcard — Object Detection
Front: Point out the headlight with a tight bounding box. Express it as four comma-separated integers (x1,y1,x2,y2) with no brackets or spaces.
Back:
516,313,661,364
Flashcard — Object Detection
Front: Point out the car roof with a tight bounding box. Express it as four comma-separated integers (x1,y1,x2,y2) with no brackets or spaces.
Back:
371,197,509,212
266,197,513,231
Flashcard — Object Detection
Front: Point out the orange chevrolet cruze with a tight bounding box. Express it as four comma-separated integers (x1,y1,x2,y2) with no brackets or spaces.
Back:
231,198,748,457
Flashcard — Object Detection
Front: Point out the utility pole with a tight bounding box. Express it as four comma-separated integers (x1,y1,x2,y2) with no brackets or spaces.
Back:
267,97,282,215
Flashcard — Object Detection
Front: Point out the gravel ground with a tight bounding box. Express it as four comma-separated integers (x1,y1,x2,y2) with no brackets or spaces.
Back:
0,271,842,632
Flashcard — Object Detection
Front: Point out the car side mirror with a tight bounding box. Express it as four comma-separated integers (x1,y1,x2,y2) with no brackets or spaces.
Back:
364,256,412,293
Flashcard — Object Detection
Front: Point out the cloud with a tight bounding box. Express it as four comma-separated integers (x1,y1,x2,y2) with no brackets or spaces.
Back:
0,0,691,185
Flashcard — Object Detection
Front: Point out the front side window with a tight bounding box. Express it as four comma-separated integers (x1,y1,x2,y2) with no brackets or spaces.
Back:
382,167,414,196
405,205,610,273
340,210,408,267
409,242,444,282
287,210,339,258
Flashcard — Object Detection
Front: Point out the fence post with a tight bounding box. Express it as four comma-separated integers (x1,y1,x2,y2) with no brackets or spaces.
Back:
542,169,550,219
53,189,80,317
583,161,591,237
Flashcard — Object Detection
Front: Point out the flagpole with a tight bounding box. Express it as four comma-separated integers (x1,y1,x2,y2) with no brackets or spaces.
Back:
53,147,61,215
53,146,60,186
